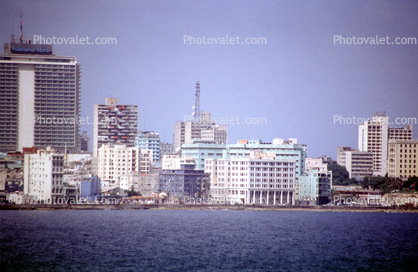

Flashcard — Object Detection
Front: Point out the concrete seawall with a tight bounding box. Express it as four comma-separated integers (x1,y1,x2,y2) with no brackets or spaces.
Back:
1,204,417,212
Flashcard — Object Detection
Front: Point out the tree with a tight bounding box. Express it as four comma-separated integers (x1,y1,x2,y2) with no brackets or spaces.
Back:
328,163,350,185
127,186,142,197
403,176,418,191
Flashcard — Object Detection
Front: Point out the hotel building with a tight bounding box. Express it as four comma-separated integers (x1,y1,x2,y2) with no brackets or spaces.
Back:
0,40,81,153
387,140,418,178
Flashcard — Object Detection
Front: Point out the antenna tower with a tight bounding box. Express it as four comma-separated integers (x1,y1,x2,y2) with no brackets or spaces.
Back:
194,81,201,123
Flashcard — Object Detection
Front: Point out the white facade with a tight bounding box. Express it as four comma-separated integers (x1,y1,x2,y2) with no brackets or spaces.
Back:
305,158,328,173
205,151,296,205
358,112,388,176
24,148,64,203
201,125,228,144
338,147,373,179
97,143,153,186
162,154,195,170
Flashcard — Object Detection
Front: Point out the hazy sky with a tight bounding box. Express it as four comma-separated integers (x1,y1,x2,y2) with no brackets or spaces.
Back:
1,0,417,158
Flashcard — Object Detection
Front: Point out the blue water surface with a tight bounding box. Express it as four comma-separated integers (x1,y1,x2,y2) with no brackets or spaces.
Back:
1,210,417,271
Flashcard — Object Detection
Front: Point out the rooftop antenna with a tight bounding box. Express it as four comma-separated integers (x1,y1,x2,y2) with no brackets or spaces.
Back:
10,27,15,43
194,81,201,123
19,9,23,43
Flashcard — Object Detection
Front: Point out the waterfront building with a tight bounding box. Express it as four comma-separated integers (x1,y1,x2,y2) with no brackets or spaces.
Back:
80,176,101,202
205,151,297,205
387,140,418,179
97,143,152,186
23,147,64,203
337,147,373,179
0,40,81,153
93,97,138,156
135,131,160,161
181,138,306,178
159,164,210,198
297,169,332,205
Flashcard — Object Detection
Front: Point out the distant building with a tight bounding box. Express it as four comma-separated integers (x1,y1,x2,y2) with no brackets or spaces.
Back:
305,158,328,173
387,140,418,179
181,138,307,178
79,131,90,152
337,147,373,179
159,164,209,198
160,142,173,156
201,125,228,144
388,125,413,140
23,147,64,203
0,41,81,153
80,176,101,202
135,131,160,161
162,154,195,170
93,97,138,156
97,143,152,186
206,151,297,205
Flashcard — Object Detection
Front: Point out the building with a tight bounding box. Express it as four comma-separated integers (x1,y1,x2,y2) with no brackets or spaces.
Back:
388,125,413,140
173,119,219,152
337,147,373,179
135,131,160,161
160,142,173,156
305,158,328,173
162,154,196,170
23,147,64,203
358,112,388,176
78,131,90,152
97,143,152,186
93,97,138,156
80,176,101,202
387,140,418,179
181,138,307,178
206,151,297,205
297,169,332,205
201,125,228,144
159,164,210,198
0,39,81,153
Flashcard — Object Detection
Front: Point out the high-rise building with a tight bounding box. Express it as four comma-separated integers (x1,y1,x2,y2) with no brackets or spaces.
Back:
78,131,90,152
93,98,138,156
201,125,228,144
358,112,388,176
160,142,173,156
135,131,160,161
387,140,418,179
0,39,81,153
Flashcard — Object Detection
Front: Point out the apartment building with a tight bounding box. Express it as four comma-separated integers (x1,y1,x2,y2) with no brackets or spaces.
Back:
387,140,418,178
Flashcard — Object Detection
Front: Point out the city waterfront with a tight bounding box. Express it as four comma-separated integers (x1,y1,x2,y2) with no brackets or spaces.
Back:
1,210,417,271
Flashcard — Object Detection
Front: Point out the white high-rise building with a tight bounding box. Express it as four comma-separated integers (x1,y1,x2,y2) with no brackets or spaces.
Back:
358,112,388,176
0,41,81,153
24,147,64,203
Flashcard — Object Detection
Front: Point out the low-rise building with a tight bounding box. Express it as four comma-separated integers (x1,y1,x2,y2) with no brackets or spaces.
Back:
337,147,373,179
297,169,332,205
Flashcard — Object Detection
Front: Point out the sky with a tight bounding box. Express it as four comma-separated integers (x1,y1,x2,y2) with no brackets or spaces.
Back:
1,0,417,159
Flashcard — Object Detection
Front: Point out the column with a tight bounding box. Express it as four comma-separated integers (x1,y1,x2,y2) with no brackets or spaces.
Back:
253,190,255,204
266,191,269,205
287,191,289,204
273,191,276,205
280,191,283,204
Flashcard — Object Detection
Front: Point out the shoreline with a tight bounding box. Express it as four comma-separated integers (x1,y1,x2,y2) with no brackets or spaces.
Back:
1,203,417,213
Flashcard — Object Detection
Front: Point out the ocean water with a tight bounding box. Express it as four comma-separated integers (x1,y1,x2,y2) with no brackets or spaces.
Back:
0,209,417,271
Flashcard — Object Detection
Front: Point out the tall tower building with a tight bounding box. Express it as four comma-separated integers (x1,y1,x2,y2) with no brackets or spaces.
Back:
358,112,388,176
93,98,138,156
0,39,81,153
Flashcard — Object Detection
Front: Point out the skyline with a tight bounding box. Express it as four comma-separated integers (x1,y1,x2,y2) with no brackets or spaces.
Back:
1,0,417,159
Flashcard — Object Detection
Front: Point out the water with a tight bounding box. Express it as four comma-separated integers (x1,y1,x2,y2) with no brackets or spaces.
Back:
1,210,417,271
